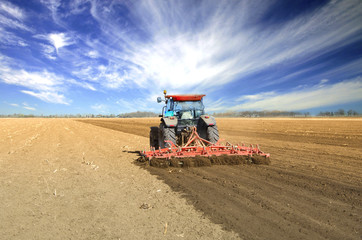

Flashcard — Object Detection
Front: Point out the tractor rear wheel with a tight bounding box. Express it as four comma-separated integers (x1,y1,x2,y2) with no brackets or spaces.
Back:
197,121,207,140
207,125,219,144
158,123,177,148
150,127,159,148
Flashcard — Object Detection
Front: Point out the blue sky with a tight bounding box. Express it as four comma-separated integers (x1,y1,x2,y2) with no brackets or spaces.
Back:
0,0,361,115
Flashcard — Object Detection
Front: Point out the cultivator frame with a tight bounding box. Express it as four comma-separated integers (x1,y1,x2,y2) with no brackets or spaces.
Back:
140,127,270,162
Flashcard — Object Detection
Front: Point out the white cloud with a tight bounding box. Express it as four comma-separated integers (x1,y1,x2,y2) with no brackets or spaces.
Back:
48,33,74,53
0,1,25,20
0,53,95,105
230,77,362,111
0,14,30,31
0,57,72,105
23,106,36,111
72,64,127,89
0,1,31,32
203,98,228,113
35,32,74,54
0,32,26,46
67,79,96,91
320,79,329,84
0,27,28,47
40,0,61,23
7,102,37,111
40,44,56,60
21,90,70,105
0,68,64,92
87,50,99,58
236,92,276,102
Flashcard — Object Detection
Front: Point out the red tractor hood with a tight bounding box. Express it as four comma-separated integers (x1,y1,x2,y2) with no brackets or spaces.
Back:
165,94,205,101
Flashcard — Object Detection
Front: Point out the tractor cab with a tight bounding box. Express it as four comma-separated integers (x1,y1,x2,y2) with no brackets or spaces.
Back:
154,90,218,148
160,94,206,126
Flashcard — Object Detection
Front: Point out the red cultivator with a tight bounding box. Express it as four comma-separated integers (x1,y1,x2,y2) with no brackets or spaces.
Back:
140,127,270,167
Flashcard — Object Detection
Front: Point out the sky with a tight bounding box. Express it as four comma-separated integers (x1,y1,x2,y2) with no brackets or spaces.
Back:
0,0,361,115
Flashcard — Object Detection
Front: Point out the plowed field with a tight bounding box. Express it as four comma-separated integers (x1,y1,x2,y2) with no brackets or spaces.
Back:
1,118,361,240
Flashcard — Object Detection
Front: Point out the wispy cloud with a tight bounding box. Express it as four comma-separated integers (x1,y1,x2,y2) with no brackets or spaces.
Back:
72,64,128,89
82,0,362,96
21,102,36,111
39,43,56,60
0,52,99,104
0,1,25,20
86,50,98,59
230,77,362,111
236,92,276,102
40,0,61,24
0,1,31,32
0,1,30,49
1,68,64,92
0,55,69,104
7,102,36,111
21,90,69,105
23,105,36,111
67,79,96,91
0,12,30,31
0,27,28,47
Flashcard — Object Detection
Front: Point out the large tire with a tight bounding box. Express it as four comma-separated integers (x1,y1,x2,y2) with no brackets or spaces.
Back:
197,121,208,140
158,123,177,148
207,125,219,144
150,127,159,149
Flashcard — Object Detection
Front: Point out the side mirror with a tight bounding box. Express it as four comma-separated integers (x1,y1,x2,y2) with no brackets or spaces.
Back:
157,97,162,103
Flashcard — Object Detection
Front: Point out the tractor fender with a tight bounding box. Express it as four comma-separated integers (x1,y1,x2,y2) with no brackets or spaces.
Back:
199,115,216,126
161,117,178,127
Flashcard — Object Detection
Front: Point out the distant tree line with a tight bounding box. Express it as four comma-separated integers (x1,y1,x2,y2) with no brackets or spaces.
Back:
0,109,359,118
0,111,158,118
212,109,360,118
117,111,158,118
212,110,310,118
317,109,359,116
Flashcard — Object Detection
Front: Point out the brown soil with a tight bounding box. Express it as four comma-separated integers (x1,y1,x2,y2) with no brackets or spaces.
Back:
81,118,362,240
1,118,361,239
0,119,238,240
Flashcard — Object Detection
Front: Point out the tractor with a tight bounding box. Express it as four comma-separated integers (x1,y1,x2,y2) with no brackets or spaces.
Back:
150,90,218,149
